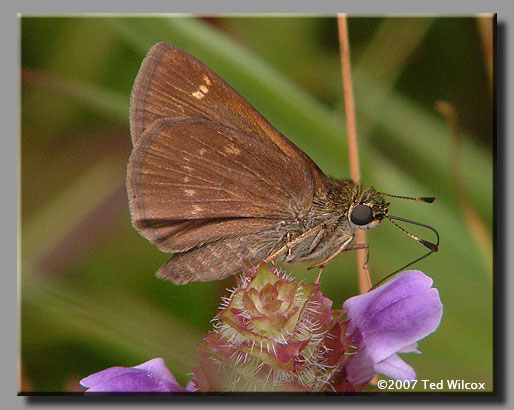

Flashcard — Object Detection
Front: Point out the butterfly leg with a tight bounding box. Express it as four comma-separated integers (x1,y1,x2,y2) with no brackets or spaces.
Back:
312,241,369,283
311,242,370,269
351,243,370,270
311,235,354,283
264,224,325,263
311,241,370,283
315,266,325,283
308,234,355,271
286,232,293,258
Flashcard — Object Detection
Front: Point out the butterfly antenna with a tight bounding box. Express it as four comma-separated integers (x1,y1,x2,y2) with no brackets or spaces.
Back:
378,191,436,204
370,214,439,290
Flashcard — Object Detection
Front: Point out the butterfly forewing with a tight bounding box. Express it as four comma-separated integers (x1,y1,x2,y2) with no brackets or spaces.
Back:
127,118,315,253
129,42,326,193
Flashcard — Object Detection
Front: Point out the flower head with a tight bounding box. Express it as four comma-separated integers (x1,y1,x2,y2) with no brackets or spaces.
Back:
343,270,443,385
80,358,195,393
192,263,357,392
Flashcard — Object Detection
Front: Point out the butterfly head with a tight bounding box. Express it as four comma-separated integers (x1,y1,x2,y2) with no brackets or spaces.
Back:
348,187,389,231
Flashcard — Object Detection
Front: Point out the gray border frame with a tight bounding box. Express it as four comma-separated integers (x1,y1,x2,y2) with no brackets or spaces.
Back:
9,2,511,409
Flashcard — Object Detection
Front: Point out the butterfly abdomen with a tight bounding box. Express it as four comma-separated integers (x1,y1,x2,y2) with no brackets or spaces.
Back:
157,230,282,284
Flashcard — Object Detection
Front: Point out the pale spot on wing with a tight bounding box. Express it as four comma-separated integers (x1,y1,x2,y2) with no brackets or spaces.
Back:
203,75,212,86
224,144,241,155
185,189,195,196
183,165,193,172
199,85,209,94
192,204,203,215
183,176,190,183
192,91,204,99
198,148,207,155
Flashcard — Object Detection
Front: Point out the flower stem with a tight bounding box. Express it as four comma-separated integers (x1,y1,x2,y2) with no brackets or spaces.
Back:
337,14,371,293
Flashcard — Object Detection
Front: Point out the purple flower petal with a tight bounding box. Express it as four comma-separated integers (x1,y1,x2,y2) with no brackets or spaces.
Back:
343,270,443,385
133,358,178,383
374,353,416,381
185,380,197,392
344,270,442,364
80,358,192,393
397,342,420,354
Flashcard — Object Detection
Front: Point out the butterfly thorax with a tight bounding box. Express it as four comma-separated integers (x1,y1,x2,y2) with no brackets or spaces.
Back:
269,177,389,264
309,176,386,222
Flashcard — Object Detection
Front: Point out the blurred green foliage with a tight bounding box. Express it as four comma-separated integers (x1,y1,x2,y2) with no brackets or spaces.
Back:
20,15,493,392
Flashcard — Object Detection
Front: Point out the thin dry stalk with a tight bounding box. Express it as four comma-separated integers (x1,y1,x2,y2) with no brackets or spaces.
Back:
337,14,371,293
435,101,492,277
476,15,493,92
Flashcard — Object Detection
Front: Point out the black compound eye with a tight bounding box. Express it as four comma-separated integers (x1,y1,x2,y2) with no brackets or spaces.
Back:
350,204,374,226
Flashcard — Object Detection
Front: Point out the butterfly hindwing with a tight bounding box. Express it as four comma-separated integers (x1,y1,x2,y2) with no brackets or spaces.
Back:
127,118,315,253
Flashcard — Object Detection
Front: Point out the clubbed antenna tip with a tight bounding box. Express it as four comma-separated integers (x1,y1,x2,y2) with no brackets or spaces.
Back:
420,239,438,252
